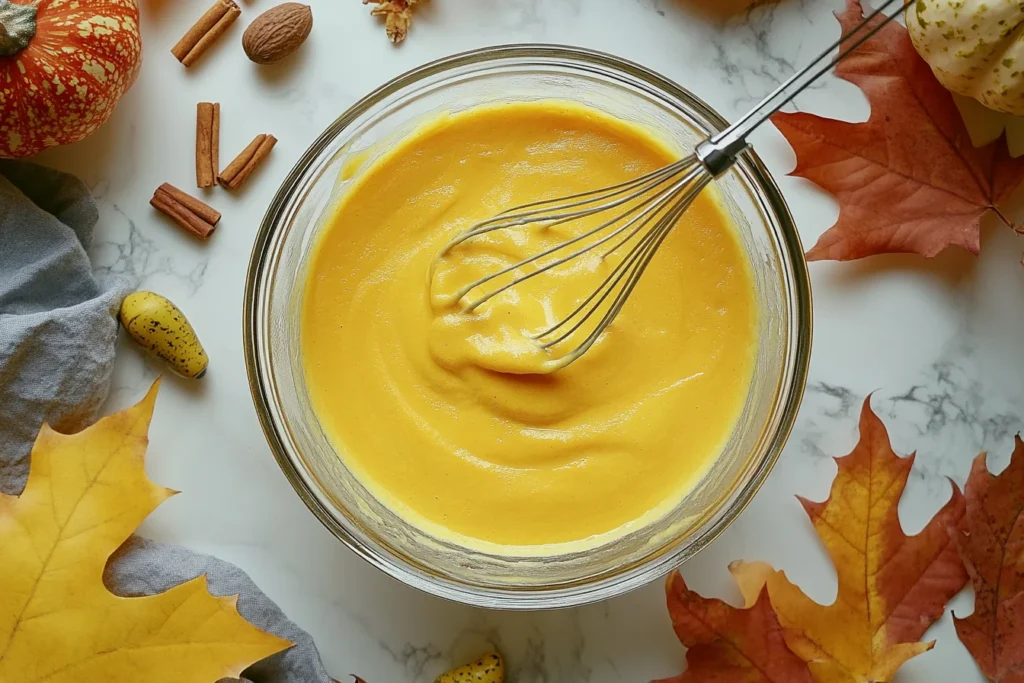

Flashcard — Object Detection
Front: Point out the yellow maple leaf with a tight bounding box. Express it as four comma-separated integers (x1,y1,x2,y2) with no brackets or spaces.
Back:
0,380,292,682
729,399,968,683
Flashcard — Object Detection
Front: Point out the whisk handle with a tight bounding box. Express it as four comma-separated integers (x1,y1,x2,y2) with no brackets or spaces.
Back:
697,0,913,178
695,136,748,177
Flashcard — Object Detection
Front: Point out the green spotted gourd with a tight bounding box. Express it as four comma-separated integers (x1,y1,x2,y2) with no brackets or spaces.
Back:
119,292,208,379
435,653,504,683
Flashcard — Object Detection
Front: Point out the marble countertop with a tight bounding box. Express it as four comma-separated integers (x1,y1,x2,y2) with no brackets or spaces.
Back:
37,0,1024,680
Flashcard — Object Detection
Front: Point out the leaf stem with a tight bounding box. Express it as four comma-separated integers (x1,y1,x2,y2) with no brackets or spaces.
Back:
992,205,1014,228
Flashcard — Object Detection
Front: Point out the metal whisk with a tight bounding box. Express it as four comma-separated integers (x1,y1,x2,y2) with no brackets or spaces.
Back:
436,0,912,370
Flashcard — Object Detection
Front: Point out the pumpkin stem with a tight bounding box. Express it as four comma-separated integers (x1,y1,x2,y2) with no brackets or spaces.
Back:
0,0,37,58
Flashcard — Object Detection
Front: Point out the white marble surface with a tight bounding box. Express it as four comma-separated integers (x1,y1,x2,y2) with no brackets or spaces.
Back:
35,0,1024,680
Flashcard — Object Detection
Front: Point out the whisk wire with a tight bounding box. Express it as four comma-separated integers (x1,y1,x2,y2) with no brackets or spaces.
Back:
458,161,704,310
536,171,711,348
442,158,692,254
599,164,705,258
435,0,914,370
538,176,710,367
491,158,692,218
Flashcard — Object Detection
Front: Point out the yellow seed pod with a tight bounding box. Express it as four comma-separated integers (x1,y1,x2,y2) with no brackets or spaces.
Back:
119,292,209,379
436,653,504,683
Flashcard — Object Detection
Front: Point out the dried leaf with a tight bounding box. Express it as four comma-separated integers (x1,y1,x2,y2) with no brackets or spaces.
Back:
0,380,292,682
730,398,969,683
363,0,422,44
953,437,1024,682
656,571,814,683
774,0,1024,262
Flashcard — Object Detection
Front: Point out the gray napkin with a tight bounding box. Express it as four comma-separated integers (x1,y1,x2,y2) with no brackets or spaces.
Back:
0,160,333,683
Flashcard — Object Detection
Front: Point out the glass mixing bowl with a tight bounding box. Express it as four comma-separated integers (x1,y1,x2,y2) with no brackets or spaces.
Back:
244,45,812,609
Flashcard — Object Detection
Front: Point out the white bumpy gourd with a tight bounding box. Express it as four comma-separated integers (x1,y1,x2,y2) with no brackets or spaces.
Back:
906,0,1024,116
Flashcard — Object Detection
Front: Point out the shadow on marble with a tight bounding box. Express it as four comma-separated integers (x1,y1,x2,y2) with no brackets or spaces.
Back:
254,44,315,88
825,239,980,289
140,0,175,22
669,0,787,22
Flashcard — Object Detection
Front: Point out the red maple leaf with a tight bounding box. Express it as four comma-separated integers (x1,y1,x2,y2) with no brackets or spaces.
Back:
654,571,814,683
953,437,1024,683
773,0,1024,262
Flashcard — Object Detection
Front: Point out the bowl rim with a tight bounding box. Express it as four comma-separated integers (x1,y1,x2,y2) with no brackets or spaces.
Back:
244,43,813,609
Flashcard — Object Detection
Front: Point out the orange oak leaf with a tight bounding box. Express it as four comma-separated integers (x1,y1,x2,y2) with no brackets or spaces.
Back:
773,0,1024,262
730,398,969,683
953,437,1024,682
654,571,814,683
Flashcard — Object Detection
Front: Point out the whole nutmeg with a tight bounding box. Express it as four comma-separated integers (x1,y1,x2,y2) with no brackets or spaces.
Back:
242,3,313,65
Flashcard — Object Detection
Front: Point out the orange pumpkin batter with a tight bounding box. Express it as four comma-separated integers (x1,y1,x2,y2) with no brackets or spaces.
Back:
302,101,756,550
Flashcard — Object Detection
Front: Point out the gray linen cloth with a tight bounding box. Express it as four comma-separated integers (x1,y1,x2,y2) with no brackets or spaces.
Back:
0,160,334,683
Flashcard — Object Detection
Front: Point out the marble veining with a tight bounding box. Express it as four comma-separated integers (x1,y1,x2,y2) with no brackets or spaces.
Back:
88,200,211,297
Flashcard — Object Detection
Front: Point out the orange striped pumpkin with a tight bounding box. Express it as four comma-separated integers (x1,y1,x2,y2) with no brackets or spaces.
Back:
0,0,141,158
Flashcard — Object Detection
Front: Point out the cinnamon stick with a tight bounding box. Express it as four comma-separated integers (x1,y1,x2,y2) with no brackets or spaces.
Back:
171,0,241,67
212,104,220,176
218,133,277,190
196,102,220,188
157,183,221,224
150,183,221,239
